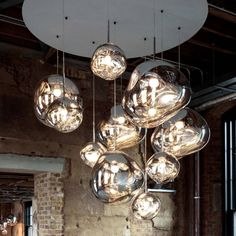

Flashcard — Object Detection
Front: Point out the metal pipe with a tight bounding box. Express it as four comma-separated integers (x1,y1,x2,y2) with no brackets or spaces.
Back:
194,152,200,236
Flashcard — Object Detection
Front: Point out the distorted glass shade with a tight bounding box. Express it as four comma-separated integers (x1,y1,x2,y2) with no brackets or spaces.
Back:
91,43,127,80
80,142,107,168
34,74,83,131
151,108,210,158
6,215,17,226
97,105,146,150
45,97,83,133
146,152,180,184
92,151,144,203
0,221,7,231
131,192,161,220
122,60,191,128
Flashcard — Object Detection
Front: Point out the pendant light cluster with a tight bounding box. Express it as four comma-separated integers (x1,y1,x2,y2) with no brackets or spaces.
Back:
0,214,17,235
30,0,210,221
81,35,210,220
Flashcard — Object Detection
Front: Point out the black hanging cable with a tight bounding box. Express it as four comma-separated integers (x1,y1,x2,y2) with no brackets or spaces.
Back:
153,0,156,60
178,27,181,70
92,74,96,143
56,50,59,74
144,128,148,193
160,9,164,60
62,0,66,96
113,78,117,150
107,19,110,43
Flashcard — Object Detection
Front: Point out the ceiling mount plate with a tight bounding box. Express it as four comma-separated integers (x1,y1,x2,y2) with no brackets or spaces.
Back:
22,0,208,58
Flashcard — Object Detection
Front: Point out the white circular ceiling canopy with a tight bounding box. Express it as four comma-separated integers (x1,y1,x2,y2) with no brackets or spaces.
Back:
22,0,208,59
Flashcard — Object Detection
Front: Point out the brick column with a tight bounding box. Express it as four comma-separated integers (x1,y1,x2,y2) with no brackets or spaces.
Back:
34,173,64,236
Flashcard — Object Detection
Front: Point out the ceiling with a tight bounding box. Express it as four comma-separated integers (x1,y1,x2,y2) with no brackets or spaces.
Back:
0,172,34,203
0,0,236,201
0,0,236,92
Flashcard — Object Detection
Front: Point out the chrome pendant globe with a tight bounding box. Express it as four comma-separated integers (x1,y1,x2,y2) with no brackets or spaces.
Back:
91,43,127,80
131,192,161,220
46,97,83,133
97,105,146,150
122,60,191,128
34,74,83,132
146,152,180,185
0,221,7,232
151,108,210,158
91,151,144,203
80,142,107,168
6,215,17,227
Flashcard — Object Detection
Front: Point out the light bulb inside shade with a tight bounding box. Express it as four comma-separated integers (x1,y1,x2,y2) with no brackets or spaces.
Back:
46,97,83,133
34,74,82,127
151,108,210,158
91,151,144,203
131,192,161,220
122,60,191,128
1,229,7,235
80,142,107,168
97,105,146,150
91,43,127,80
146,152,180,185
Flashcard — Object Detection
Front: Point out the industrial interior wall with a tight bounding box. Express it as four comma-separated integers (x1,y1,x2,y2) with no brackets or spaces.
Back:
0,48,192,235
199,101,236,236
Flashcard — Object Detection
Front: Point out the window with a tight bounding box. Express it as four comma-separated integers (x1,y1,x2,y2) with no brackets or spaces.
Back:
223,108,236,236
24,201,32,236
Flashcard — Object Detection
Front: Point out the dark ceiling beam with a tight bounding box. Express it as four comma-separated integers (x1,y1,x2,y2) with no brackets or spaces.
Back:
40,46,56,64
0,0,23,10
209,5,236,24
202,26,236,41
188,39,236,55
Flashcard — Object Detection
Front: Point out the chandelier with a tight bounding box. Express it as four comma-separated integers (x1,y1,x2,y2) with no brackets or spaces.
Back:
22,0,209,220
0,214,17,235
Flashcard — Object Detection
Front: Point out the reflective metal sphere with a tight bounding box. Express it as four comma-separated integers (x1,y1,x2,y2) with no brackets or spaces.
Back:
131,192,161,220
151,108,210,158
97,105,146,150
46,97,83,133
146,152,180,184
92,151,144,203
0,221,7,231
80,142,107,168
34,74,83,131
91,43,127,80
6,215,17,227
122,60,191,128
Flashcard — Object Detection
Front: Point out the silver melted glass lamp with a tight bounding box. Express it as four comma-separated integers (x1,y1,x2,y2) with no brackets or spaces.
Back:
80,75,107,168
91,20,127,81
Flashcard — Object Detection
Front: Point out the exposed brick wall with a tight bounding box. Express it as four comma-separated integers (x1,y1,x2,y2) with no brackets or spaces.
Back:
34,173,65,236
200,101,236,236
